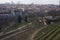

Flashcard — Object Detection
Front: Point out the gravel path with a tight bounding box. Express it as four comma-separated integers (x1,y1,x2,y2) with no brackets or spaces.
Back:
30,26,46,40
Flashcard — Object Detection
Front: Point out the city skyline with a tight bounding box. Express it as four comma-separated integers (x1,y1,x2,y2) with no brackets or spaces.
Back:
0,0,59,5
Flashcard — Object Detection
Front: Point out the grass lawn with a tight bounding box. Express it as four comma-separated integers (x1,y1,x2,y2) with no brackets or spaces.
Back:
5,22,31,32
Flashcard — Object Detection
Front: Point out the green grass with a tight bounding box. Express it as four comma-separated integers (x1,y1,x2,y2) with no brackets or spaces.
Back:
40,24,60,40
53,32,60,40
34,24,57,40
34,23,60,40
5,22,30,32
47,27,60,40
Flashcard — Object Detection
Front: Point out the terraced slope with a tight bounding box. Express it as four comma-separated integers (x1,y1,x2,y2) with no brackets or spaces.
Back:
53,32,60,40
0,22,44,40
34,23,60,40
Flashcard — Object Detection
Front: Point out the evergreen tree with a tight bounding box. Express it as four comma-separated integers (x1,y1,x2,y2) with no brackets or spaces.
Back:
18,16,21,23
25,16,28,22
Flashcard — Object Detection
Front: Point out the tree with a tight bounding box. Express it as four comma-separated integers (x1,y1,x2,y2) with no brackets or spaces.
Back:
18,16,21,23
25,16,28,22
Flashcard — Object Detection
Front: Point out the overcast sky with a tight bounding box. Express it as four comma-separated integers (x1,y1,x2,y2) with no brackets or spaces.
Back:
0,0,59,5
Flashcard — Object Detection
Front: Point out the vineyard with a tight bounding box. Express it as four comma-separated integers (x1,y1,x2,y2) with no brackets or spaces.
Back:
34,23,60,40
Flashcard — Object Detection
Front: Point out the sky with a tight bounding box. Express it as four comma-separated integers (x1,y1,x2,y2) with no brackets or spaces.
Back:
0,0,59,5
